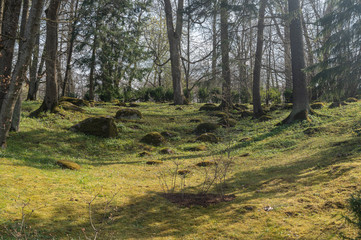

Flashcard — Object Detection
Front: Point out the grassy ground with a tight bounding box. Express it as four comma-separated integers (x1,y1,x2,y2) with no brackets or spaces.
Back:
0,100,360,239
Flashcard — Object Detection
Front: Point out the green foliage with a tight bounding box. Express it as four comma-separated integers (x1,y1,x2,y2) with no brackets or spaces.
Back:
197,87,210,103
283,89,293,103
344,191,361,239
210,88,221,103
262,88,281,104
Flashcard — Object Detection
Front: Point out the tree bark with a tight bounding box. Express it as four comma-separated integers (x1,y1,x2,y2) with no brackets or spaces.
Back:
211,1,217,88
219,0,231,109
0,0,45,148
27,31,41,101
284,4,292,91
252,0,267,117
30,0,61,116
164,0,185,105
282,0,309,124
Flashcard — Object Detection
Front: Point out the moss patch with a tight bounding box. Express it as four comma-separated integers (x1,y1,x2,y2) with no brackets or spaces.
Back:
196,133,218,143
70,117,118,138
140,132,165,146
195,122,219,134
115,108,142,120
56,160,81,170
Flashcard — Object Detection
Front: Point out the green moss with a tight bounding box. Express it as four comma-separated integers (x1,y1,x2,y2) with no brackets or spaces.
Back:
140,132,165,146
56,160,81,170
346,97,358,103
59,96,90,107
185,145,207,151
258,115,273,122
196,133,218,143
195,122,219,134
138,151,152,157
196,160,215,167
199,103,219,111
115,109,142,120
311,102,326,109
59,101,85,113
159,148,175,154
70,117,118,138
146,160,163,165
218,117,237,127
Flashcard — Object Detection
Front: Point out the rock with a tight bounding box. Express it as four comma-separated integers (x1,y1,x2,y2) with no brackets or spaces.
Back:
129,102,140,107
161,131,176,138
70,117,118,138
196,133,218,143
138,151,152,157
56,160,81,170
258,115,272,122
190,119,201,123
311,102,325,109
59,101,85,113
177,169,190,175
240,153,250,157
115,108,142,120
195,122,219,134
218,117,237,127
140,132,165,146
329,102,342,108
196,160,215,167
346,97,358,103
116,102,127,107
185,145,207,151
199,103,219,111
146,160,163,165
175,107,183,110
159,148,174,154
59,96,90,107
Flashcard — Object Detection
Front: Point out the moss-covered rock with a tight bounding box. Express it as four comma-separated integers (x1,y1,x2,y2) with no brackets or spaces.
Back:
175,107,183,110
218,117,237,127
329,102,342,108
196,160,215,167
59,96,90,107
346,97,358,103
161,131,176,138
59,101,85,113
159,148,175,154
240,153,250,157
185,145,207,151
196,133,218,143
258,115,272,122
311,102,325,109
56,160,81,170
146,160,163,165
129,102,140,107
116,102,127,107
140,132,165,146
195,122,219,134
199,103,219,111
70,117,118,138
115,108,142,120
138,151,152,157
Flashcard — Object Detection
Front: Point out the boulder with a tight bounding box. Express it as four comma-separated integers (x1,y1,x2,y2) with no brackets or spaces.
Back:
115,108,142,120
60,96,90,107
56,160,81,170
59,101,85,113
195,122,219,134
199,103,219,111
159,148,175,154
141,132,165,146
218,117,237,127
196,133,218,143
70,117,118,138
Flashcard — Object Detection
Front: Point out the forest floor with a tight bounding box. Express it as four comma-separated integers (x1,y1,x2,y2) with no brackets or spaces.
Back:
0,100,360,239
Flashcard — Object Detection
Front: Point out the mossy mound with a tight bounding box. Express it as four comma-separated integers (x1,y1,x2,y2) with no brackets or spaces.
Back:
196,160,215,167
311,102,326,109
129,102,140,107
140,132,165,146
177,169,191,175
258,115,272,122
345,97,358,103
240,153,250,157
240,137,253,142
59,101,85,113
115,108,142,120
161,131,176,138
233,103,248,111
237,110,253,118
59,96,90,107
138,151,152,157
56,160,81,170
329,102,342,108
70,117,118,138
146,160,163,165
159,148,175,154
196,133,218,143
195,122,219,134
218,117,237,127
175,107,183,111
116,102,127,107
185,145,207,151
303,127,327,136
208,111,232,119
199,103,219,111
190,119,201,123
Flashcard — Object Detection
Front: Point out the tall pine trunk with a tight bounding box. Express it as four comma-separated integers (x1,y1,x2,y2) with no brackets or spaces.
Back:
252,0,267,117
282,0,310,123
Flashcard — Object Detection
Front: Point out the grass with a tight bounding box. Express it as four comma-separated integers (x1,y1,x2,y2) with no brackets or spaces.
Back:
0,100,361,239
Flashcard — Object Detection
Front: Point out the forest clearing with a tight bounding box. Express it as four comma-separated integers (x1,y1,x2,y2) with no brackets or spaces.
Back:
0,100,361,239
1,0,361,239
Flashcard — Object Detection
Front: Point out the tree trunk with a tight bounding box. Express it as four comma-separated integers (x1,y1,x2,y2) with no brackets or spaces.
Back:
284,10,292,91
30,0,61,117
88,27,97,101
211,1,217,88
252,0,267,117
0,0,45,148
27,31,41,101
164,0,185,105
0,0,22,110
282,0,309,124
11,0,30,132
219,0,231,109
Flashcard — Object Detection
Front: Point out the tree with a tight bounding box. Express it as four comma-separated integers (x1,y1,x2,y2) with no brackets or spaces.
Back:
0,0,45,148
163,0,185,105
30,0,62,116
282,0,309,123
252,0,267,117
